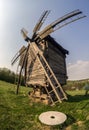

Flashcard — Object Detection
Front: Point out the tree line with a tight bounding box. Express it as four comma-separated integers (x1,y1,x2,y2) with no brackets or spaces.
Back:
64,80,89,90
0,67,25,85
0,67,89,89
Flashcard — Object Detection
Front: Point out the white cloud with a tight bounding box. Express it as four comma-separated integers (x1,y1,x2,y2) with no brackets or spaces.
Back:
67,60,89,80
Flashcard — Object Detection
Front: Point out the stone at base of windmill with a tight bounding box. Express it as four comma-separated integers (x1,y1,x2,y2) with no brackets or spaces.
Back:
40,94,51,105
28,91,51,105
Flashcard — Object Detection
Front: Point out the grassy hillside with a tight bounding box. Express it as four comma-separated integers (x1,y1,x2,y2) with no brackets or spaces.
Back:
0,80,89,130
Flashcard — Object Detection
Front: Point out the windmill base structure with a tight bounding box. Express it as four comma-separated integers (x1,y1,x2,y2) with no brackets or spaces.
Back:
11,10,86,105
26,36,68,105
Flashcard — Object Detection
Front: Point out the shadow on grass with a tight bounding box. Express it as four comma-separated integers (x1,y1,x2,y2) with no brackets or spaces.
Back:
52,114,76,130
67,94,89,102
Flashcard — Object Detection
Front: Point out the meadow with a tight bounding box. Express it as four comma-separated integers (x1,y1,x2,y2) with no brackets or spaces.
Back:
0,80,89,130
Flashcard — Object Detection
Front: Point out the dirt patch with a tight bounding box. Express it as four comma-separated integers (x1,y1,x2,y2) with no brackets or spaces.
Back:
86,115,89,120
76,121,84,127
65,125,71,130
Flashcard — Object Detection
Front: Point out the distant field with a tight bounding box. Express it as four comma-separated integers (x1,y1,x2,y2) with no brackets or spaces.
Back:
0,80,89,130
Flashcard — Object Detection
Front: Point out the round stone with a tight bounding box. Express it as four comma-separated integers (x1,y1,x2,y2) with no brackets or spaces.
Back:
39,111,67,125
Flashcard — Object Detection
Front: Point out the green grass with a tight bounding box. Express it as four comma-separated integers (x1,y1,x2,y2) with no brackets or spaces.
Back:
0,80,89,130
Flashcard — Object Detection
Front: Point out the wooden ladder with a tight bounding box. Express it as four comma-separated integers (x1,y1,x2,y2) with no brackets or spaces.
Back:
30,42,67,105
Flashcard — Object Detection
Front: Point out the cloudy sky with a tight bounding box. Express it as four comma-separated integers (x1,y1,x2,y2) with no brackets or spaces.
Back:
0,0,89,80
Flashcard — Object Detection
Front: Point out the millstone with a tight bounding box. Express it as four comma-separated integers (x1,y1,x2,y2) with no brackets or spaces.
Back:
39,111,67,125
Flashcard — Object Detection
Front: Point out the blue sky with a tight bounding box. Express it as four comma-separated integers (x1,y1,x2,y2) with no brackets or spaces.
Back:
0,0,89,80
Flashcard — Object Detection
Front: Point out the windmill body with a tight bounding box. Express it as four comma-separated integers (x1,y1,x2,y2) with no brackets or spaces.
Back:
26,36,68,87
11,10,86,105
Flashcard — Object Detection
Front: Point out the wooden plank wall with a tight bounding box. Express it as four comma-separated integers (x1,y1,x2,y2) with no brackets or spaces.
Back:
25,40,67,87
26,46,46,86
45,42,67,85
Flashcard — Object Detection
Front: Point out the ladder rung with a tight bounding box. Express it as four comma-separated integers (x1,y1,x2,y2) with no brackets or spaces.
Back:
49,90,54,94
55,98,62,103
60,97,66,100
55,86,59,89
49,75,53,78
54,100,59,104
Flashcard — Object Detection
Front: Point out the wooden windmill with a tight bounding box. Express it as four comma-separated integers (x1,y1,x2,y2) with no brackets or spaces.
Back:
11,10,85,105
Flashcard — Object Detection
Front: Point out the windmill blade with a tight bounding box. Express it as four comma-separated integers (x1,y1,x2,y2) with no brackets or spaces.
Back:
37,9,86,40
53,15,86,31
21,28,31,42
16,44,30,94
33,10,50,34
11,46,26,65
21,28,28,39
